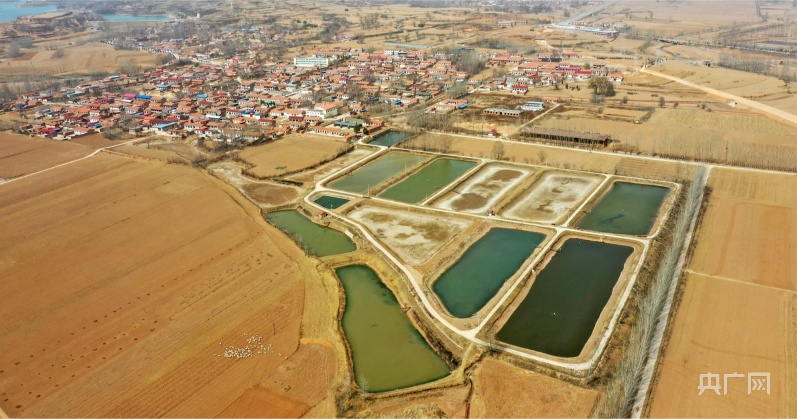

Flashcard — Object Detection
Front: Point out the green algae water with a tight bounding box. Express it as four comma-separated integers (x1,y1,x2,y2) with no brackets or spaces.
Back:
369,131,414,147
336,265,450,392
497,239,633,357
433,228,545,318
313,195,350,209
266,210,356,257
328,152,427,194
379,158,477,204
577,182,669,235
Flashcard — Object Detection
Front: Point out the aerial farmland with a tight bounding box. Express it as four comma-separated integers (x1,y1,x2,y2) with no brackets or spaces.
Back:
1,0,796,417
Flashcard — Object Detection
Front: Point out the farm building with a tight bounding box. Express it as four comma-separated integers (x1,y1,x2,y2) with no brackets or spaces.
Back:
484,108,523,117
520,101,544,111
521,127,611,146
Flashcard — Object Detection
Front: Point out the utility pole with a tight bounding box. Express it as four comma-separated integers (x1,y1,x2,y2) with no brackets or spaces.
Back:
451,21,455,49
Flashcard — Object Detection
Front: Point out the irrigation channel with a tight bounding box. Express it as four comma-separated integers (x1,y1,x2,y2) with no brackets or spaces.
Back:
577,182,670,235
433,228,546,318
379,158,478,204
265,210,356,257
336,265,451,392
496,239,634,357
327,152,428,194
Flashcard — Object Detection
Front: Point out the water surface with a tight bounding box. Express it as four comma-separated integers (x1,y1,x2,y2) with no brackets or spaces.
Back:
433,228,545,318
336,265,450,392
497,239,633,357
313,195,350,210
0,1,57,22
266,210,355,257
328,152,427,194
379,158,477,204
577,182,669,235
369,131,414,147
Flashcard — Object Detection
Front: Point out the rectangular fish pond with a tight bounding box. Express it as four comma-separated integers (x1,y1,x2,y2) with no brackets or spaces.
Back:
379,158,478,204
496,239,634,358
433,228,546,318
369,131,414,147
577,181,670,235
336,265,451,392
266,210,356,257
327,152,428,194
313,195,350,210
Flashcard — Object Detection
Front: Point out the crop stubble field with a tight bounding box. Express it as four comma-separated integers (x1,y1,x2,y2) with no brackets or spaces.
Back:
0,153,338,417
238,135,349,178
649,168,797,417
0,132,93,179
0,43,163,81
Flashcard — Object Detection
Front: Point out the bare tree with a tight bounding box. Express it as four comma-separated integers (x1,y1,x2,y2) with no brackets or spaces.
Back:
8,43,20,59
447,82,468,99
588,76,615,96
491,141,505,160
118,58,141,75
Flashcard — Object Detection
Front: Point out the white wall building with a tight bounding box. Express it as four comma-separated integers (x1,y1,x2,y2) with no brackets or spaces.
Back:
293,56,330,67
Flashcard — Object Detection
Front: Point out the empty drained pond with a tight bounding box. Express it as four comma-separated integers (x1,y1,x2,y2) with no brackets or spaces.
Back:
266,210,356,257
434,164,532,214
327,152,428,194
503,171,602,224
336,265,450,392
577,182,670,235
433,228,546,318
379,158,477,204
496,239,634,358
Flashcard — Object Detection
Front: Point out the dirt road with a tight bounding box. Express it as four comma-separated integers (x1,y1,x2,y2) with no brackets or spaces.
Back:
641,67,797,128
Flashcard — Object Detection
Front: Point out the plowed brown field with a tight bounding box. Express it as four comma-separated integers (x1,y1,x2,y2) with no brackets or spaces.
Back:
470,358,599,417
649,168,797,417
0,133,92,178
0,153,337,417
239,135,349,178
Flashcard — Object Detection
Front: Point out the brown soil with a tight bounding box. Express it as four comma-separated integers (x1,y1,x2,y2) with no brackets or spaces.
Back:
149,142,204,161
67,134,117,149
0,43,164,81
286,148,374,184
649,167,797,417
239,135,349,178
111,144,188,161
0,132,92,178
470,357,599,417
0,154,339,417
241,182,300,206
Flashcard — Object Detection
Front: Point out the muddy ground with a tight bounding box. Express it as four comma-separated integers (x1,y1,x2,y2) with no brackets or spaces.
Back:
434,164,534,214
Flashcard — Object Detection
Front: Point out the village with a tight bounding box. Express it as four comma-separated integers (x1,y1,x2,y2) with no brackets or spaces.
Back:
9,28,626,146
2,1,797,418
